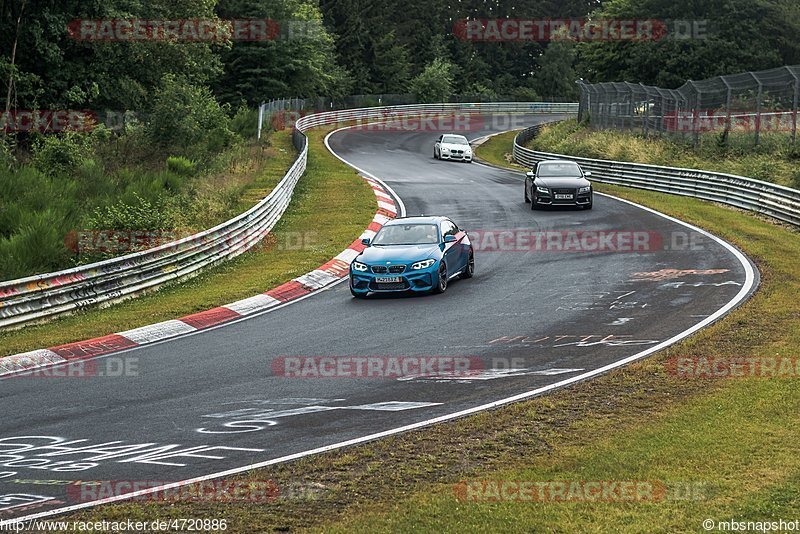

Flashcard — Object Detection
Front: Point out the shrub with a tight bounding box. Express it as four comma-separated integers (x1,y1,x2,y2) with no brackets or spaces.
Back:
87,192,172,232
146,74,237,160
409,58,455,103
166,156,197,177
31,130,93,176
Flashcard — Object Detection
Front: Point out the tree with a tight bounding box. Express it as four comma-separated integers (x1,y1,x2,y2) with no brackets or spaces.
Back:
214,0,351,104
533,41,579,99
408,58,454,103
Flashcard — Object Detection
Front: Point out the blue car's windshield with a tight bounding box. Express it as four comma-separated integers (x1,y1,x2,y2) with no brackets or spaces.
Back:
373,224,439,245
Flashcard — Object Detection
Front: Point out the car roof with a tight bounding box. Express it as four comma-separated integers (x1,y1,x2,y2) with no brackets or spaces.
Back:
384,216,449,226
441,134,468,139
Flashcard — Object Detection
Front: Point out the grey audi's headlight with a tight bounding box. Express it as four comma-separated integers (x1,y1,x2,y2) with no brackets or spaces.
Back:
536,186,550,194
352,261,368,272
411,259,436,270
579,186,591,193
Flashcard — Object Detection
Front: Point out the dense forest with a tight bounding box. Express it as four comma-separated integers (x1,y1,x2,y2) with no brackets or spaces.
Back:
2,0,799,113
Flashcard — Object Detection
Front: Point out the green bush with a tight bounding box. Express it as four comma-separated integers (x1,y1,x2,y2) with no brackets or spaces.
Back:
31,130,93,176
87,192,172,232
409,58,454,103
146,74,238,161
230,106,258,138
166,156,197,177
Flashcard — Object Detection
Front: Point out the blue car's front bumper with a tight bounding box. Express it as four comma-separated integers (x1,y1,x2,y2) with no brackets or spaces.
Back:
350,262,439,295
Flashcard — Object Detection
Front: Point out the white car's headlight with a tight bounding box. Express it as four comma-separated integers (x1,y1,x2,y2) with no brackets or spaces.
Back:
579,186,591,193
411,259,436,270
536,186,550,193
352,261,368,272
441,147,450,152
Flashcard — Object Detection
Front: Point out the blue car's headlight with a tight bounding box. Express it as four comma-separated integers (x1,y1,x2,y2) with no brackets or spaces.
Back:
411,259,436,270
352,261,368,272
578,186,591,193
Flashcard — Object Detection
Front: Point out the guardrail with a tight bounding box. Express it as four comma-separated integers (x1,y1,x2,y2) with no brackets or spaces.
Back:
0,102,577,329
513,123,800,227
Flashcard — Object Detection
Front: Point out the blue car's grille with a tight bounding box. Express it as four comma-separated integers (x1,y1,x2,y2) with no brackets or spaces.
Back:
371,265,406,274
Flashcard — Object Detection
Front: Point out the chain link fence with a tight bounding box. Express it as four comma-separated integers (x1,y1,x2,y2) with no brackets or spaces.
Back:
578,65,800,146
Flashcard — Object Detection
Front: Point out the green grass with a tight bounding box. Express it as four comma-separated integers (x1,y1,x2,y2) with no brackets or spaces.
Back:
472,130,526,170
56,131,800,532
529,120,800,189
0,128,376,356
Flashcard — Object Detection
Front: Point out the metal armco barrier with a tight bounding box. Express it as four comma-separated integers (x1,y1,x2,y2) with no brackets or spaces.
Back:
513,123,800,228
0,102,577,329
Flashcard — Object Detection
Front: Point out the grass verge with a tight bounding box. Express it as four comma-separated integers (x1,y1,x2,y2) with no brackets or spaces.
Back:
0,127,376,356
472,130,525,170
58,132,800,532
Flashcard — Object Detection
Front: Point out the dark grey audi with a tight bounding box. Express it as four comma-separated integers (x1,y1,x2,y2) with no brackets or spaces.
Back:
524,160,593,210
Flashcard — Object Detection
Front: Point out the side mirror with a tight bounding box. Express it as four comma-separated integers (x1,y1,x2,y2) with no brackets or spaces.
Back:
443,235,457,243
361,238,371,246
525,171,535,179
584,171,592,177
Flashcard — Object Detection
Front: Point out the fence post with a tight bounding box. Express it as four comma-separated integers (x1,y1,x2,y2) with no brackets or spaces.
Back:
257,101,265,140
688,81,700,147
750,72,763,146
788,66,799,145
722,78,732,146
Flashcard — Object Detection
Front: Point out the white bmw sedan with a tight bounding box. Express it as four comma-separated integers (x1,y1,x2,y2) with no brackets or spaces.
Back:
433,134,473,162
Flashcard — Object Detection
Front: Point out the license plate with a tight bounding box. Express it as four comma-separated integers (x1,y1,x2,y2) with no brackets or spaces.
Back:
375,276,401,283
555,194,573,200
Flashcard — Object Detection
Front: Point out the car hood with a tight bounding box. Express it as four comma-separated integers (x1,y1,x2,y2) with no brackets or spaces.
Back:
440,143,471,151
357,244,441,264
536,176,591,189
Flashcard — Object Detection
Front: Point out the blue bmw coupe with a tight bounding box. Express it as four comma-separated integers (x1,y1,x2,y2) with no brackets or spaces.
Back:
349,216,474,298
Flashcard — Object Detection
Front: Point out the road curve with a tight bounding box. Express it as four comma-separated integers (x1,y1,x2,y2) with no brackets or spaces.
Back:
0,115,756,522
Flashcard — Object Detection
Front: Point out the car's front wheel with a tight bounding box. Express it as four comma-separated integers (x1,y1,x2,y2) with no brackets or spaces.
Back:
524,184,531,203
460,252,474,279
432,264,448,294
433,148,438,159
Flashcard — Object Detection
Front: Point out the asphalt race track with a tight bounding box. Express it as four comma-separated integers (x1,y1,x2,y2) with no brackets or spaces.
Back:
0,115,757,522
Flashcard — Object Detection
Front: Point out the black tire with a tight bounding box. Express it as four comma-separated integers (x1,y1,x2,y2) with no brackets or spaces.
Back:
585,197,593,210
433,148,438,159
432,264,448,294
460,252,474,279
524,184,530,203
531,197,539,210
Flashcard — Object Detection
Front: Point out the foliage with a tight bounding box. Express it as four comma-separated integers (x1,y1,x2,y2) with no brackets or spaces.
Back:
409,58,455,103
